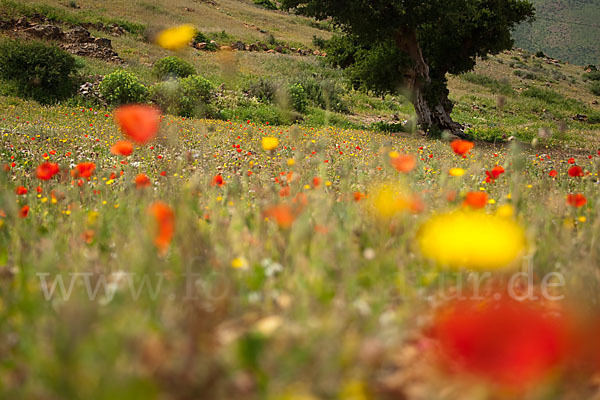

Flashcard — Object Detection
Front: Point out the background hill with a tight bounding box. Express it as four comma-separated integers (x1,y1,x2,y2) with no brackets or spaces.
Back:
512,0,600,66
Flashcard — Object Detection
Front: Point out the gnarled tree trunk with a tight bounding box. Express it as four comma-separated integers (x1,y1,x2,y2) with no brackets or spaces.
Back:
396,29,465,137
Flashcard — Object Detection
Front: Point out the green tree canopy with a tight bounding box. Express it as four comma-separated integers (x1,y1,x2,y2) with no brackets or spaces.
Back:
282,0,535,135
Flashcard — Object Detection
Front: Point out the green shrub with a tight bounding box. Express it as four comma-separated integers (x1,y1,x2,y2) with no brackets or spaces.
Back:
588,111,600,124
253,0,277,10
590,82,600,97
522,87,565,104
178,75,215,117
295,76,349,113
245,78,278,103
583,71,600,81
221,104,290,125
150,75,215,118
153,56,195,80
288,83,308,113
0,40,81,104
99,70,148,106
192,32,218,51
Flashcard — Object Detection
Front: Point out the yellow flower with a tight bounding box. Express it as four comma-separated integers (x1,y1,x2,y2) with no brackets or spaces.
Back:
287,158,295,166
231,257,248,269
496,204,514,217
367,183,419,219
156,24,196,51
449,167,465,177
262,136,279,151
417,210,526,270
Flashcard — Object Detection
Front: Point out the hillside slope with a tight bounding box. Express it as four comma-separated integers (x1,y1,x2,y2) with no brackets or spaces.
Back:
513,0,600,66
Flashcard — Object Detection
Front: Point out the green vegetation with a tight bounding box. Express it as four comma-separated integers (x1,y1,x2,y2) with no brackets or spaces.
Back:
0,40,81,104
513,0,600,66
99,69,148,106
152,56,196,80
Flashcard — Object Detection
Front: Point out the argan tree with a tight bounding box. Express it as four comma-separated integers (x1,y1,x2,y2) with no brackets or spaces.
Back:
282,0,534,135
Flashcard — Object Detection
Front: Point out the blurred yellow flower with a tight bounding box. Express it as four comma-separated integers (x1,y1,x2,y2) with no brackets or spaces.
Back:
449,167,465,177
496,204,515,217
231,257,248,269
417,210,526,270
262,136,279,151
156,24,196,51
367,183,422,219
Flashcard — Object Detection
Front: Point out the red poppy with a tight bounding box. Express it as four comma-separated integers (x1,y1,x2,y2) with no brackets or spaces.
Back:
431,297,571,388
312,177,322,187
568,157,575,164
279,186,291,197
135,174,152,188
463,191,488,209
451,139,474,156
568,166,584,177
110,140,134,156
264,205,295,229
212,175,225,187
491,165,505,178
19,205,29,218
114,105,161,144
353,192,366,202
148,202,174,254
391,154,417,173
36,162,60,180
567,193,587,208
549,170,558,178
15,186,28,195
72,162,96,179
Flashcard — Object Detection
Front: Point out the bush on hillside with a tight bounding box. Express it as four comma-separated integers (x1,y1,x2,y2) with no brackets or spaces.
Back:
0,40,81,104
253,0,278,10
192,32,218,51
153,56,195,80
590,81,600,97
288,83,308,113
99,69,148,106
245,78,279,103
150,75,216,118
583,71,600,81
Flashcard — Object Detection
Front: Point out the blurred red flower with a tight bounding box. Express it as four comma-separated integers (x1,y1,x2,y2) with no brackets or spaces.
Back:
36,162,60,180
135,174,151,188
15,186,28,195
451,139,474,156
19,205,29,218
549,170,558,177
212,175,225,187
431,297,571,388
110,140,134,156
148,202,174,254
463,191,488,209
568,166,584,177
567,194,587,208
391,154,417,173
114,105,160,144
264,205,295,229
72,162,96,179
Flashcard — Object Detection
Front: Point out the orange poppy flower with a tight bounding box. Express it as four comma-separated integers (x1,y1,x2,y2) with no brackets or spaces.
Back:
71,162,96,179
568,166,584,177
148,202,175,254
431,297,571,388
312,177,322,187
264,205,295,229
549,170,558,178
353,192,366,202
567,193,587,208
279,186,291,197
135,174,152,188
36,162,60,180
110,140,134,156
391,154,416,173
451,139,474,156
212,175,225,187
463,191,488,209
15,186,28,195
114,105,161,144
19,205,29,218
